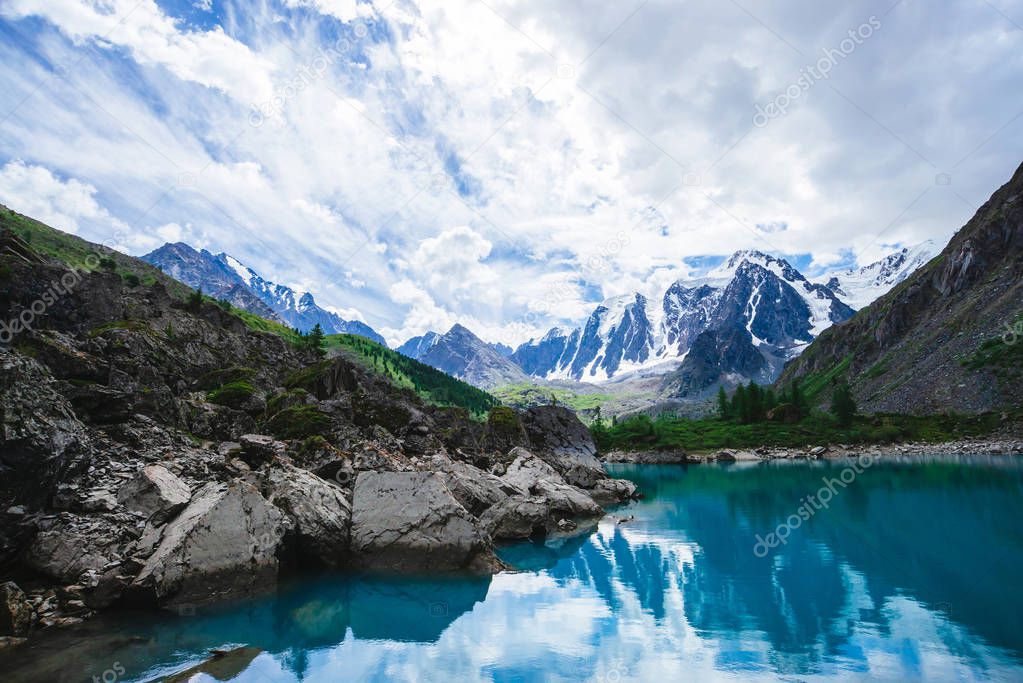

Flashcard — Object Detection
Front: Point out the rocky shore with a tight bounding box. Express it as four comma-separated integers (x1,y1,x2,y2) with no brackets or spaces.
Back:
603,434,1023,466
0,231,637,647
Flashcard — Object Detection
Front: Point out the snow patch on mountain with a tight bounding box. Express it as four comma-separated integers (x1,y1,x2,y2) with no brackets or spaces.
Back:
816,240,936,310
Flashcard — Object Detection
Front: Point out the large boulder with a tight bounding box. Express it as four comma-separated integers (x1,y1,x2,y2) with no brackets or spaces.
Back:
25,515,124,584
433,455,523,517
117,464,191,523
263,464,351,568
479,495,549,540
501,447,564,491
588,478,638,507
130,480,285,607
521,406,605,488
501,448,603,521
350,471,500,574
0,582,34,636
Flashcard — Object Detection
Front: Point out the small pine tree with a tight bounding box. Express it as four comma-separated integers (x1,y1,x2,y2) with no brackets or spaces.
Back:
717,387,730,420
187,287,203,313
830,383,857,427
305,323,326,358
732,384,748,423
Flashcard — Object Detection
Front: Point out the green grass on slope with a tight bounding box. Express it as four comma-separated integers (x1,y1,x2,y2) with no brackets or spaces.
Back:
1,206,187,293
593,411,1011,453
491,383,614,410
326,333,499,417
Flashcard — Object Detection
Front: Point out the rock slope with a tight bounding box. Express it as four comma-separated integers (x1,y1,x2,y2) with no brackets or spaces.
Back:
0,218,635,640
778,161,1023,413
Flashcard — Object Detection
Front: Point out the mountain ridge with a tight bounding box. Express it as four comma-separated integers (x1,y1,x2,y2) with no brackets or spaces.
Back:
142,242,386,345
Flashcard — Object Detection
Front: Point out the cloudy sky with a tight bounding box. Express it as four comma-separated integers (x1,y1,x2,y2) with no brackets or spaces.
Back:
0,0,1021,346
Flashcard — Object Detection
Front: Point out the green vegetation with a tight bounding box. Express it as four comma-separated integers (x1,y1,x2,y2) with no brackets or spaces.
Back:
960,313,1023,385
592,411,1007,453
207,380,256,408
301,323,327,358
196,366,256,390
325,333,499,417
264,404,331,439
490,383,615,416
267,388,310,415
800,355,853,402
88,320,157,338
1,207,169,288
830,383,857,427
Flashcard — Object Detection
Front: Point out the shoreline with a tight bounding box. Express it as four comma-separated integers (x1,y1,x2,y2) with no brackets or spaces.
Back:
603,435,1023,464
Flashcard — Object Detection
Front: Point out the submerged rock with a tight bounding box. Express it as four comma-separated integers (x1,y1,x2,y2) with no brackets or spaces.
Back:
350,471,501,573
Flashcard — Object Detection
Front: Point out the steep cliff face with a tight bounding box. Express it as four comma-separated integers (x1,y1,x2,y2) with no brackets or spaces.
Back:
778,161,1023,413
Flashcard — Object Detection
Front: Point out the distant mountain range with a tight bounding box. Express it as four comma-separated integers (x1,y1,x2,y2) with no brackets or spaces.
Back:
143,237,937,400
142,243,386,344
398,324,529,389
500,245,931,398
816,241,937,309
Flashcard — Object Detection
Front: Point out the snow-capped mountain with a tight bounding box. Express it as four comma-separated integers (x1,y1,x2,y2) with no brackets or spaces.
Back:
816,240,936,309
512,250,854,391
396,331,441,359
141,243,386,345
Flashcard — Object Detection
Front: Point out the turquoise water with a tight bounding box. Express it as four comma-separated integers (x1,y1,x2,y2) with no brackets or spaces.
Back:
5,455,1023,682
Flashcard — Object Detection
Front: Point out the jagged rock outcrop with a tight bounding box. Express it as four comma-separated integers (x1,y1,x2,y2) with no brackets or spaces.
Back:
117,464,191,523
262,464,351,568
0,582,34,636
350,472,501,573
129,481,286,606
0,209,639,637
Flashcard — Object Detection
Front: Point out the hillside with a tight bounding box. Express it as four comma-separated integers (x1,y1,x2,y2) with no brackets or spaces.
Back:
325,333,499,417
778,161,1023,413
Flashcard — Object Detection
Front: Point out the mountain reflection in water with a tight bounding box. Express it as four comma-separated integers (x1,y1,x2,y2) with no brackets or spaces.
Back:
4,455,1022,682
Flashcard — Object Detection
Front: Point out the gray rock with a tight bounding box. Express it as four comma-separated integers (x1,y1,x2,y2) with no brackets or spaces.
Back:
437,456,523,517
810,446,828,457
0,582,34,637
117,464,191,523
603,449,690,464
502,447,564,492
480,495,549,540
238,434,285,466
502,448,603,520
589,478,638,507
263,464,351,568
522,406,606,488
130,480,285,606
350,471,500,573
25,517,121,584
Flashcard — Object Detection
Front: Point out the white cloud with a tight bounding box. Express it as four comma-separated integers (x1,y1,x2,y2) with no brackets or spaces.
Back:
1,0,275,104
0,159,126,236
1,0,1021,347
